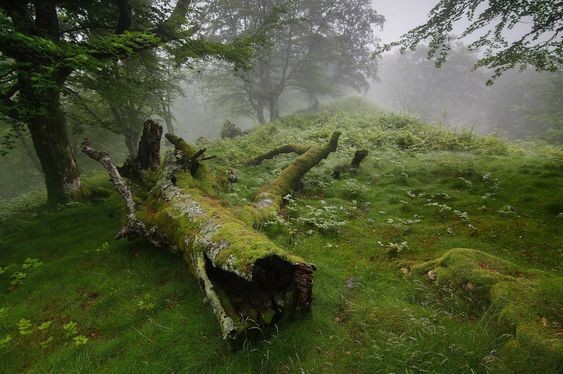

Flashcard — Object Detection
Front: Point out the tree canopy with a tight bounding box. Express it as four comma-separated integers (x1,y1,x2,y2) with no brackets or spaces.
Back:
383,0,563,84
0,0,250,203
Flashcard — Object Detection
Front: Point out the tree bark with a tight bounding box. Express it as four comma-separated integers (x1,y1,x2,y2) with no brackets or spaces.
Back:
83,122,340,347
161,101,175,136
256,103,266,125
247,144,311,166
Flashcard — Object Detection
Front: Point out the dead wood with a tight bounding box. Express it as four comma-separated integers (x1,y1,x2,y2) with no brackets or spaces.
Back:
83,122,340,347
333,149,368,179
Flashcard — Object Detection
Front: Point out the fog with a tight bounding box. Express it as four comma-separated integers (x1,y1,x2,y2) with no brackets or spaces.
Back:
169,0,560,141
0,0,561,200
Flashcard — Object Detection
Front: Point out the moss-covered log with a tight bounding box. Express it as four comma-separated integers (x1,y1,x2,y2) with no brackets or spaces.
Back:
247,144,311,166
83,122,339,347
408,248,563,364
250,132,341,220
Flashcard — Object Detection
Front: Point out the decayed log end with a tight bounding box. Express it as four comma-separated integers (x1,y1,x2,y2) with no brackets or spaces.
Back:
351,149,369,168
333,149,368,179
136,120,163,170
194,250,315,348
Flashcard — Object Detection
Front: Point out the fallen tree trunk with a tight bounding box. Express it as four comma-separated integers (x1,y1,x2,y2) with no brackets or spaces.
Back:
82,122,339,347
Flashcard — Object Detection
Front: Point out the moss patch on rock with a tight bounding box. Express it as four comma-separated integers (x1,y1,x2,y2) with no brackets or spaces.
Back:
410,248,562,371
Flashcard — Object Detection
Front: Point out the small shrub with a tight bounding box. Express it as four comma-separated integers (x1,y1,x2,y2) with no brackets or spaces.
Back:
137,293,156,311
63,321,78,337
17,319,33,336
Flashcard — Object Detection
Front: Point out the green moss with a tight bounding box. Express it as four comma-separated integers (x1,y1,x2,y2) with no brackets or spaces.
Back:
411,248,563,370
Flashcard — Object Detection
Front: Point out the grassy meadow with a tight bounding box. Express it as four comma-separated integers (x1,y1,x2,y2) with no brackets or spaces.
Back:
0,107,561,373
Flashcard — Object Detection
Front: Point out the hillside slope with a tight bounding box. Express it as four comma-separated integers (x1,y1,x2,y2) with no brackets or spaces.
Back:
1,109,562,373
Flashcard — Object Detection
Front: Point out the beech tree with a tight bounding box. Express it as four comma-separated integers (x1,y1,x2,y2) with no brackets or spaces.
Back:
75,51,184,157
0,0,246,204
202,0,384,123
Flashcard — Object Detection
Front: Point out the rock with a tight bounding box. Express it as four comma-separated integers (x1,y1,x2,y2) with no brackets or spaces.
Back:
463,282,475,291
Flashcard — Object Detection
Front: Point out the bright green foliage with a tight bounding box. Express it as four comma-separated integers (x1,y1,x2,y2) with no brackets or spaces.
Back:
0,335,12,348
9,272,26,287
0,107,561,372
72,335,89,346
17,319,32,336
40,336,53,349
62,321,78,338
37,321,52,332
21,258,42,270
382,0,563,84
137,294,156,311
96,242,110,253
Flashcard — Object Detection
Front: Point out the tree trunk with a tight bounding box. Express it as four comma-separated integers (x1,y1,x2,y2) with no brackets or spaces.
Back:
308,93,319,111
83,121,340,347
24,83,82,204
256,104,266,125
268,95,280,122
124,129,139,158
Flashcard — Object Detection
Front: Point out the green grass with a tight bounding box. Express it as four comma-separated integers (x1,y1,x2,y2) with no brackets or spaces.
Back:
1,109,562,373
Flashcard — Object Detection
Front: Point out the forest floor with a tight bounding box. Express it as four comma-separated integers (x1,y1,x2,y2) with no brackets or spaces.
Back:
1,104,562,373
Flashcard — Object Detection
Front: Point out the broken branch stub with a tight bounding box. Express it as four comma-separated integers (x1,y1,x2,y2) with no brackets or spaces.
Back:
118,120,162,181
333,149,368,179
247,144,311,166
83,121,340,347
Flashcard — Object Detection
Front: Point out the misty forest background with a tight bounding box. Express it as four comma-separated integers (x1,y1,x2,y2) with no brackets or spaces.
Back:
0,0,561,200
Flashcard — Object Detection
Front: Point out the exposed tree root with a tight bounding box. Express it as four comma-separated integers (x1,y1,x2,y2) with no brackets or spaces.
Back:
82,121,340,347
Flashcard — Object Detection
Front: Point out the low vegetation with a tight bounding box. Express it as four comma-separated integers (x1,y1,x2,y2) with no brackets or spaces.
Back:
0,107,561,372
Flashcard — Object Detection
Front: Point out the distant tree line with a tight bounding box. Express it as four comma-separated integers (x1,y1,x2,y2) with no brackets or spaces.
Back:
372,43,562,142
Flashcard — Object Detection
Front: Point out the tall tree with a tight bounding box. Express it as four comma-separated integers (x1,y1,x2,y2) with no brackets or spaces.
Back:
0,0,245,204
383,0,563,84
202,0,384,123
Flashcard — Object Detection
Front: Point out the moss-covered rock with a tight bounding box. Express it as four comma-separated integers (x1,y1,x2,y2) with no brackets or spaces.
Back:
411,248,562,371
